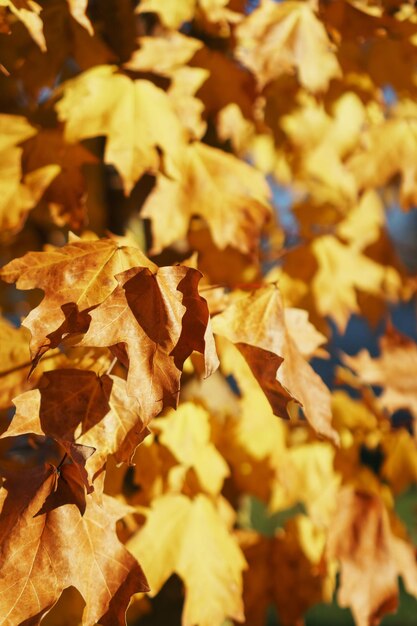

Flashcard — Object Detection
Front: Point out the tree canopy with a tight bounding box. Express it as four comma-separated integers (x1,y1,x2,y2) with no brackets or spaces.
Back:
1,1,417,625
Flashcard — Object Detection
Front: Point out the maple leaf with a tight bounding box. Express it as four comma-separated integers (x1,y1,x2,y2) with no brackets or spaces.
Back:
125,34,208,139
0,236,156,361
22,128,97,230
56,65,188,194
0,115,60,238
337,190,385,251
310,236,401,332
281,92,364,205
348,115,417,208
271,442,341,527
0,0,45,50
127,493,246,626
136,0,197,29
79,264,219,422
212,285,338,442
239,516,333,626
0,465,148,625
2,369,150,474
327,488,417,626
343,326,417,420
155,402,229,495
236,0,341,91
66,0,93,35
124,32,203,76
142,141,271,255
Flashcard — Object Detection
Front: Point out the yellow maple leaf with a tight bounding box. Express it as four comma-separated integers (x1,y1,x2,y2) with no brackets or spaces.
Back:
348,114,417,208
136,0,196,29
281,92,364,205
236,0,341,91
142,141,271,254
56,65,188,194
271,442,340,527
0,115,60,238
337,190,385,250
155,402,229,495
0,0,45,50
311,236,401,332
128,493,246,626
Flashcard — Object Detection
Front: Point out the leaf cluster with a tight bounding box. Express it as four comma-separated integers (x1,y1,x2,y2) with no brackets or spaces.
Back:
1,1,417,626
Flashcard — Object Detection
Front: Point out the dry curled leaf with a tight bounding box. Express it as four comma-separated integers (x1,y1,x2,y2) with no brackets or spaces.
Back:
0,466,148,625
80,264,219,422
327,488,417,626
0,237,155,362
213,285,338,442
2,369,150,474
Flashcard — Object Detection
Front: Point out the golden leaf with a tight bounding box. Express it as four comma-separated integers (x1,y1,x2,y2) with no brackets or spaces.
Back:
236,0,341,91
128,493,246,626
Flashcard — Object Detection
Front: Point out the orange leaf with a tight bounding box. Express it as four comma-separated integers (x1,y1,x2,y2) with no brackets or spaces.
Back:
0,236,155,362
0,465,148,625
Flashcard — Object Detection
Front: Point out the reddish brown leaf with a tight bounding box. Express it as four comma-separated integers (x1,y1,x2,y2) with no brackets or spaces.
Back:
80,265,219,422
2,369,150,473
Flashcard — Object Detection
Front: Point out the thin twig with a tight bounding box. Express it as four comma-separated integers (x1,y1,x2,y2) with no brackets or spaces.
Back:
0,351,59,379
105,356,118,376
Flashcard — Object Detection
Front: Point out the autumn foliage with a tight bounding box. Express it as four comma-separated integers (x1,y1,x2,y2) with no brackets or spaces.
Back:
2,1,417,625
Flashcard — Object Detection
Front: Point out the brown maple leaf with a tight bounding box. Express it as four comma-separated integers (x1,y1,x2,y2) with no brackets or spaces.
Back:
239,518,332,626
2,369,150,475
22,127,97,231
0,236,156,362
79,265,219,423
0,465,148,625
327,488,417,626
